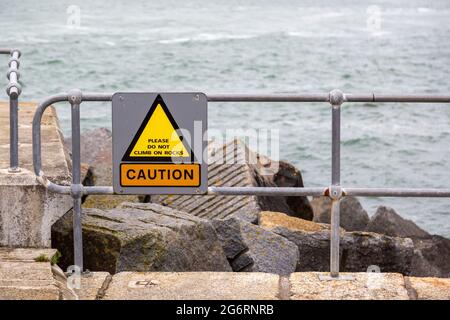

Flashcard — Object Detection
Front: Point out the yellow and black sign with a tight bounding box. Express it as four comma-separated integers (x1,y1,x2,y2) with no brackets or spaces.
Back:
122,95,193,162
112,92,207,195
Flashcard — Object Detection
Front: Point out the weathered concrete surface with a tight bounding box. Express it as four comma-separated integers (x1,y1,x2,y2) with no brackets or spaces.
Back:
0,247,57,262
290,272,409,300
65,127,140,209
405,276,450,300
1,247,450,300
74,272,111,300
366,206,430,238
311,196,369,231
52,202,231,273
0,248,59,300
212,217,299,275
152,140,310,223
0,102,72,247
103,272,280,300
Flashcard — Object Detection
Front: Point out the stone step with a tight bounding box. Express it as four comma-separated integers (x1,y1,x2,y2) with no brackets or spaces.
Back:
1,248,449,300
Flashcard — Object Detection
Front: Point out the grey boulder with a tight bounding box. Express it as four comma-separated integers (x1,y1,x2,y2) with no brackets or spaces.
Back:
411,235,450,278
264,222,414,275
311,196,370,231
365,206,430,239
212,217,299,275
51,202,231,274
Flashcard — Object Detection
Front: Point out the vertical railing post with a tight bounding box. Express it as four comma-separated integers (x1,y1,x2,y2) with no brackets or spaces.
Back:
6,49,21,172
329,89,344,278
68,89,84,271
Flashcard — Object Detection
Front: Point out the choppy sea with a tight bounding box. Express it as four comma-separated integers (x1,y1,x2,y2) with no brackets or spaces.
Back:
1,0,449,236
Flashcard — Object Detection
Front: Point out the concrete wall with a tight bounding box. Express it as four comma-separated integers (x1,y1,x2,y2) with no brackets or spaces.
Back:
0,102,72,247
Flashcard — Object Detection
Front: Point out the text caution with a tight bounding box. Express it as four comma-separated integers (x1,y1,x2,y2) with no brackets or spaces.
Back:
120,163,201,187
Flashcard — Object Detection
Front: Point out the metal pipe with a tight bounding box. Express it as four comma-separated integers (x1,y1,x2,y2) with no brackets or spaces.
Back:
207,93,450,103
329,90,344,278
345,93,450,103
344,187,450,197
69,89,83,271
81,93,113,101
4,50,21,172
32,93,68,176
9,96,19,171
331,111,341,185
208,186,326,196
330,199,340,276
207,93,329,102
37,183,450,198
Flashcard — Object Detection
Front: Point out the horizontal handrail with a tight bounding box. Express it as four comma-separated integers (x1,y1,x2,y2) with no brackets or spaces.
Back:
32,89,450,276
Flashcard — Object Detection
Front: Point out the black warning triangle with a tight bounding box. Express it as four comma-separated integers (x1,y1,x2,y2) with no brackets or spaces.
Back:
122,94,194,162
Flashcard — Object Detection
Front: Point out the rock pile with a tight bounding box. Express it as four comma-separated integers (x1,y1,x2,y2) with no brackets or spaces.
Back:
54,130,450,277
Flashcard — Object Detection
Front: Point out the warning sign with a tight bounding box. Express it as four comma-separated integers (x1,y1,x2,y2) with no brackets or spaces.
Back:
112,92,207,195
122,95,192,162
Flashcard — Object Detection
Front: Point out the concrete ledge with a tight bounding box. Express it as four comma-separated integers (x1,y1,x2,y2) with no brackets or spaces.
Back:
405,277,450,300
102,272,281,300
1,249,450,300
289,272,409,300
0,248,60,300
75,272,111,300
0,247,57,261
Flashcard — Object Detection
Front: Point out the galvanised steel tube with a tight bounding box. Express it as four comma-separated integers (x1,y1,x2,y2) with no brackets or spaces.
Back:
329,89,344,278
69,89,84,271
45,185,328,196
9,96,19,171
208,186,326,196
207,93,329,102
207,93,450,103
344,188,450,197
345,93,450,103
2,49,21,171
81,92,113,101
32,93,69,176
39,184,450,198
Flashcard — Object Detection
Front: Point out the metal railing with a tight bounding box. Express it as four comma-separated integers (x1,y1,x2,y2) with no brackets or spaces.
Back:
32,89,450,278
1,48,22,172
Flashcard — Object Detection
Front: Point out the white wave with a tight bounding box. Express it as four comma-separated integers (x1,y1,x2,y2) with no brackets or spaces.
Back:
158,33,256,44
417,7,434,13
287,31,352,38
